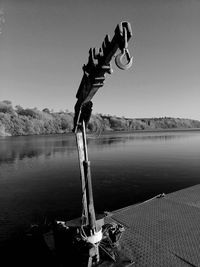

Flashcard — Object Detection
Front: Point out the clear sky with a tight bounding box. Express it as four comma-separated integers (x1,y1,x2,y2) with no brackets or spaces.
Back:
1,0,200,119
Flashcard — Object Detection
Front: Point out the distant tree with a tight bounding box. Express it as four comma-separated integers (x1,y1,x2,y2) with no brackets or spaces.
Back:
15,105,23,113
2,100,12,105
18,108,38,118
0,122,8,136
109,116,126,130
0,101,14,113
42,108,50,113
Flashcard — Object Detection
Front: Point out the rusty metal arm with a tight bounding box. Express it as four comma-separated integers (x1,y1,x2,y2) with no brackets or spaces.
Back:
73,21,133,132
71,22,133,267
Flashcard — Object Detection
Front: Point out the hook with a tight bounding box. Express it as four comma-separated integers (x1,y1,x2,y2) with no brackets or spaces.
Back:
115,48,133,70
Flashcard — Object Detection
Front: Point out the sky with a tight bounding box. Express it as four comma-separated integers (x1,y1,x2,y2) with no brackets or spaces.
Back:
1,0,200,120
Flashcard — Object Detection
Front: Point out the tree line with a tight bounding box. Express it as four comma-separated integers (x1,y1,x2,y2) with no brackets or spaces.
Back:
0,100,200,136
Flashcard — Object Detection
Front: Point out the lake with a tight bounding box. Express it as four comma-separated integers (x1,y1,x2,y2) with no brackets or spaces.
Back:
0,130,200,244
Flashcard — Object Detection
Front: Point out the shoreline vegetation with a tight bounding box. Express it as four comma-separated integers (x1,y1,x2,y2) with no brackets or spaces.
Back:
1,100,200,137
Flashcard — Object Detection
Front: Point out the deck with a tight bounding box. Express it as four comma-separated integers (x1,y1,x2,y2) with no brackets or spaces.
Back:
2,185,200,266
105,184,200,266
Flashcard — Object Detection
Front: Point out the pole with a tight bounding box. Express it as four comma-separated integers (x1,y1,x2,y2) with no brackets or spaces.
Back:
76,121,96,232
82,121,97,233
76,130,89,226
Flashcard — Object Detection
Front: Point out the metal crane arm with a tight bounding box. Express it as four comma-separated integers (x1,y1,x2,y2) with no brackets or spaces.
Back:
73,21,133,132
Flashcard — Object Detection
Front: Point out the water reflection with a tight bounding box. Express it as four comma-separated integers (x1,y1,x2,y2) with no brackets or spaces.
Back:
0,135,76,164
0,130,200,243
0,131,198,164
89,130,198,145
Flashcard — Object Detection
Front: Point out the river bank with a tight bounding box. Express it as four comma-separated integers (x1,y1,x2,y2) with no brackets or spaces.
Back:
1,100,200,137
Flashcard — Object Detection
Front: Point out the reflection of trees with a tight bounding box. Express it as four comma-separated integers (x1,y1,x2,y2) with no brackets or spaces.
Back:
87,132,191,148
0,135,77,165
18,150,40,160
89,137,126,146
0,132,196,165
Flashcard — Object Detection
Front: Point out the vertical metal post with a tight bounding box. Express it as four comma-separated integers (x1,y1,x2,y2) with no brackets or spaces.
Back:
76,130,89,226
75,121,96,232
82,121,97,233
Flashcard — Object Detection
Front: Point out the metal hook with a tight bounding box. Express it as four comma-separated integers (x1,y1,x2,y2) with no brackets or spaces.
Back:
115,48,133,70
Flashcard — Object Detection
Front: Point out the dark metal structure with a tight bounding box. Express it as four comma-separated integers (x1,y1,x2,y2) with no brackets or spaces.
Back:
73,21,133,133
54,21,133,267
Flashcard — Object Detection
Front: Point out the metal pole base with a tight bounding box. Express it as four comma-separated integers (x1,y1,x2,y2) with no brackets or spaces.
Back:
50,218,132,267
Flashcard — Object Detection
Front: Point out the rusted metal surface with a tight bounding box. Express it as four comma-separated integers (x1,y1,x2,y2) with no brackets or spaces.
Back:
70,22,134,266
105,185,200,266
73,21,133,132
75,22,132,105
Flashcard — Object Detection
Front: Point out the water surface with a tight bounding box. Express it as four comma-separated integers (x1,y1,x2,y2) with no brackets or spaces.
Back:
0,130,200,242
